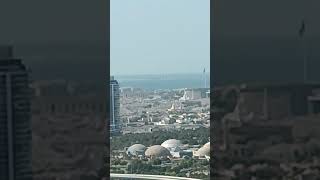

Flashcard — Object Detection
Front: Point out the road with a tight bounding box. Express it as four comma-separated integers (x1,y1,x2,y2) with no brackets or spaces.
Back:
110,173,202,180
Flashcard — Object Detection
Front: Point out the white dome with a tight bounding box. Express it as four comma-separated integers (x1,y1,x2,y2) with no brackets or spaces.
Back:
196,142,210,157
161,139,182,149
145,145,171,158
127,144,146,156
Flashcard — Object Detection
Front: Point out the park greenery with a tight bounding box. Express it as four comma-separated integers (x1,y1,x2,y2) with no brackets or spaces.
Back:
108,127,210,179
110,158,209,179
111,127,210,151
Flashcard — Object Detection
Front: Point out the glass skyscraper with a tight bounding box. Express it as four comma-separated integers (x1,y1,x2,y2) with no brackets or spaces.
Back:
110,76,121,135
0,46,32,180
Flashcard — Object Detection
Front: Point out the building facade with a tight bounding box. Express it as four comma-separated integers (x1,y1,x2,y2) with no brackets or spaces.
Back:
0,46,32,180
110,76,121,135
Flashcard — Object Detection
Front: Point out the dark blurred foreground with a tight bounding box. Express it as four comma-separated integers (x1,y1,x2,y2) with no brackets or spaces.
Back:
211,83,320,180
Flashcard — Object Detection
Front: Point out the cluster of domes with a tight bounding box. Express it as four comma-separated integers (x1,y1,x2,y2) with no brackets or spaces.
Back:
127,139,210,159
127,139,183,158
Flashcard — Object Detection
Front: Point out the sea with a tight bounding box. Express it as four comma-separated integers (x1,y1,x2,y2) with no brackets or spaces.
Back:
114,73,210,90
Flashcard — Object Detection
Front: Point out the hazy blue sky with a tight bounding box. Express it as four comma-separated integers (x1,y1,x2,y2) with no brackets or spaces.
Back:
110,0,210,75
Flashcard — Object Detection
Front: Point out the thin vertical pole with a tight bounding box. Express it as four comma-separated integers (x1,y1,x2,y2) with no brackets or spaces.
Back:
303,35,307,83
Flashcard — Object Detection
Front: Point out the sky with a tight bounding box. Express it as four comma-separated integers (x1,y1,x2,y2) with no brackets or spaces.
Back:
110,0,210,76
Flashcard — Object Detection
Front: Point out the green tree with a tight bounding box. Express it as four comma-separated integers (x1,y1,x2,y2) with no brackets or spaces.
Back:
152,159,162,165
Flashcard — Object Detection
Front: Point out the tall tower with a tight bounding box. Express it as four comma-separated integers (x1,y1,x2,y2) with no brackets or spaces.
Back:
0,46,32,180
299,19,307,83
110,76,121,135
203,68,207,88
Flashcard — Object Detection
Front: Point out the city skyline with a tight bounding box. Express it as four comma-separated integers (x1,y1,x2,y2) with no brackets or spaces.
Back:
110,0,210,75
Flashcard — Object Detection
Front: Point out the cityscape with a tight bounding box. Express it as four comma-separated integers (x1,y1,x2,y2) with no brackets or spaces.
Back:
109,73,210,179
109,0,210,179
0,1,211,179
3,0,320,179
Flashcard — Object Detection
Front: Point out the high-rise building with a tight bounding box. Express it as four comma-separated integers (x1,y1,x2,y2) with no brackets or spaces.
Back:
110,76,121,135
0,46,32,180
203,68,207,88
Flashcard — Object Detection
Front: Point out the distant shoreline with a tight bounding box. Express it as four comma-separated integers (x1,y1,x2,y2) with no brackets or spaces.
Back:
113,72,210,77
114,73,210,90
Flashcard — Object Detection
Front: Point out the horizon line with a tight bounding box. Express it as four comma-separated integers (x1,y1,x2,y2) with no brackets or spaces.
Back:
111,72,211,76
